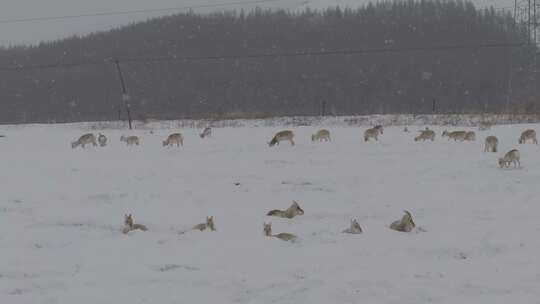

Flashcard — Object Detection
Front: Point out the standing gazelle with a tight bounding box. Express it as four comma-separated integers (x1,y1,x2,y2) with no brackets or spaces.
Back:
312,129,331,142
364,127,380,142
120,135,140,146
484,136,498,152
163,133,183,147
268,130,294,147
415,129,435,141
519,129,537,144
499,149,520,168
442,130,467,141
71,133,97,149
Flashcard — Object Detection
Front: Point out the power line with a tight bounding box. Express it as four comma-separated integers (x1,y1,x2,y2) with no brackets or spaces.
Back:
0,42,526,72
0,0,289,24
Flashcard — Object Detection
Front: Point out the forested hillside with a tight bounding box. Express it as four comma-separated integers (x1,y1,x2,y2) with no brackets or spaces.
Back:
0,0,537,123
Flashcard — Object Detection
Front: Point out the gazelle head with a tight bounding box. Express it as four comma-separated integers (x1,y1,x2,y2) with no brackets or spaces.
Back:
311,134,316,141
263,223,272,236
120,135,126,142
206,216,216,231
290,200,304,215
374,125,383,134
71,141,79,149
268,137,278,147
162,139,169,146
124,214,134,227
498,158,506,168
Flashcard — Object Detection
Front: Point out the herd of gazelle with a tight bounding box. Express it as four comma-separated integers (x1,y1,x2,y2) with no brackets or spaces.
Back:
73,124,536,239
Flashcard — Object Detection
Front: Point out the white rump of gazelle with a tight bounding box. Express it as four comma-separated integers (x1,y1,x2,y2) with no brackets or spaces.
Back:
71,133,97,149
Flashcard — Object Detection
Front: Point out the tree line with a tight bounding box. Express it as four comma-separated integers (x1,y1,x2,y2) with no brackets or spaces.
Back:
0,0,537,124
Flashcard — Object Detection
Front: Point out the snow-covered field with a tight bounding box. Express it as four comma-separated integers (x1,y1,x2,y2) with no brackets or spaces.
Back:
1,122,540,303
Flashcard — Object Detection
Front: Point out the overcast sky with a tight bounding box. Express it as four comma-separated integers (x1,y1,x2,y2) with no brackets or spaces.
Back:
0,0,514,46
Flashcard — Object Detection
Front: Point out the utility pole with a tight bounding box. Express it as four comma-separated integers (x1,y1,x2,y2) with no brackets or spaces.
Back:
113,59,133,130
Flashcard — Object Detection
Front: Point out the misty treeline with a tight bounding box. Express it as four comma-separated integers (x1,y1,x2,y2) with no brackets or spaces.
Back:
0,0,538,124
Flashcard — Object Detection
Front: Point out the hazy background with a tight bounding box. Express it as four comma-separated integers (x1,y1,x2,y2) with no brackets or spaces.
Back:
0,0,514,46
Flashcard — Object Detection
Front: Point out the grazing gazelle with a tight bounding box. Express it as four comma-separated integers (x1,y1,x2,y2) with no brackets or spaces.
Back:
200,127,212,138
120,135,140,146
364,127,380,142
122,214,148,234
312,129,331,142
267,201,304,219
192,216,216,232
499,149,520,168
163,133,183,147
415,129,435,141
442,130,467,141
464,131,476,141
263,223,297,242
268,130,295,147
342,219,363,234
484,136,498,152
98,133,107,147
519,129,537,144
71,133,97,149
389,211,416,232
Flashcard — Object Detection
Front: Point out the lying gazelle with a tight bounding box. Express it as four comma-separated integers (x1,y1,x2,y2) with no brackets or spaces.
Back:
484,136,498,152
98,133,107,147
499,149,520,168
71,133,97,149
464,131,476,141
364,127,380,142
389,211,416,232
519,129,537,144
342,219,363,234
122,214,148,234
200,127,212,138
192,216,216,232
120,135,140,146
267,201,304,219
263,223,297,242
312,129,331,142
178,216,217,234
268,130,295,147
414,129,435,141
442,130,467,141
163,133,183,147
